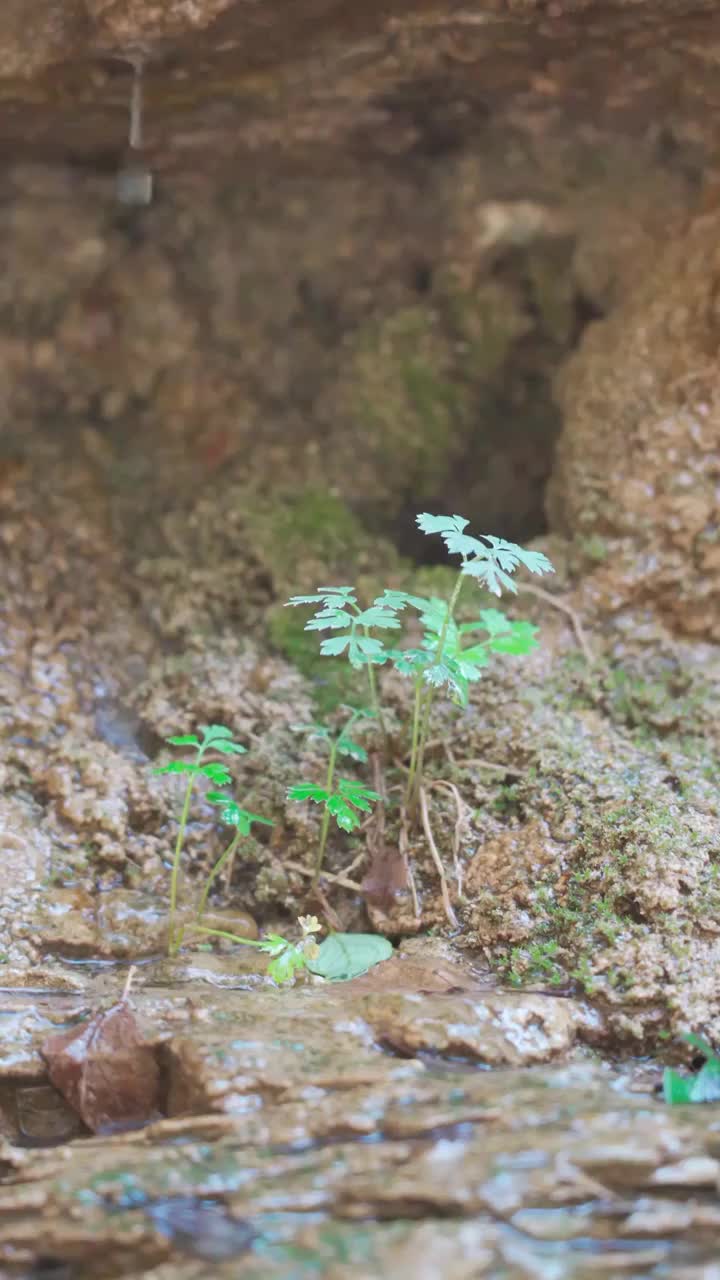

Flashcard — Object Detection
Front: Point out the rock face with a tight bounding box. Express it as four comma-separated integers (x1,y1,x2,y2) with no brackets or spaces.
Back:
548,208,720,641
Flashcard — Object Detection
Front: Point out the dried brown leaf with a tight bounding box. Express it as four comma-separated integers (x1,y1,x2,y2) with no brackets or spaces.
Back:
40,998,161,1134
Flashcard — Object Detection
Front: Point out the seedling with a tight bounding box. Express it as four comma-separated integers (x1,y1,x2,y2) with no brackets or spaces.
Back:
288,709,380,880
191,914,393,985
153,723,248,955
287,514,553,814
663,1034,720,1104
396,515,552,812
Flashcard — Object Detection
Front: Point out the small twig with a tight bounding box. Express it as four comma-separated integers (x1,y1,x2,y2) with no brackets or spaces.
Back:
121,965,137,1002
284,859,363,893
459,757,522,774
418,785,459,928
337,850,368,880
311,885,343,933
517,582,594,665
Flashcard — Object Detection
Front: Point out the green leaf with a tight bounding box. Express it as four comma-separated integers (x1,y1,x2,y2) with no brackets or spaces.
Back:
286,587,357,608
442,531,488,559
355,606,402,630
268,945,308,984
288,783,329,804
416,513,469,537
200,763,233,785
373,590,429,613
319,634,352,657
166,734,201,747
235,809,274,836
336,779,381,806
475,608,511,636
388,647,432,677
206,789,233,805
326,796,361,832
306,608,353,632
152,761,199,776
211,740,247,755
200,724,234,740
258,933,292,956
462,557,518,597
688,1059,720,1103
454,644,490,670
488,621,538,655
307,933,393,981
336,737,368,763
663,1068,700,1104
347,635,387,668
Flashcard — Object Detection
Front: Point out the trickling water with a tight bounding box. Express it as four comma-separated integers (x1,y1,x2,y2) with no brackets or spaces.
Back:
116,54,153,207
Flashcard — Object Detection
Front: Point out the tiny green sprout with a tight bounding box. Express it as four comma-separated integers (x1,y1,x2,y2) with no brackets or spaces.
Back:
153,723,247,956
288,708,380,880
663,1034,720,1104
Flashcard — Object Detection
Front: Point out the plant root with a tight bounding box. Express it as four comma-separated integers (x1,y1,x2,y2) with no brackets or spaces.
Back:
418,785,459,928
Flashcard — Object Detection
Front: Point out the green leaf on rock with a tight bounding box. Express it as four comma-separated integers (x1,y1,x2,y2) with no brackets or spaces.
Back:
307,933,393,982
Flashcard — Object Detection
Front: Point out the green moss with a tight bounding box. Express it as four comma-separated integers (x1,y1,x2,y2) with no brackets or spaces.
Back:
247,489,375,586
353,306,465,497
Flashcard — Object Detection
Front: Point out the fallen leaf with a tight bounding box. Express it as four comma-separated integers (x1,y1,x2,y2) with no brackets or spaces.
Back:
40,997,161,1134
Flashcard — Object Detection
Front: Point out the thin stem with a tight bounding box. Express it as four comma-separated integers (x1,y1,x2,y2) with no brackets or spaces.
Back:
168,774,195,956
403,677,425,811
363,643,388,747
196,831,242,922
188,925,265,947
407,569,466,817
314,738,338,882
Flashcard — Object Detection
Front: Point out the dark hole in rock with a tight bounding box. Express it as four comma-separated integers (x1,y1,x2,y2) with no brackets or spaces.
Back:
363,239,604,561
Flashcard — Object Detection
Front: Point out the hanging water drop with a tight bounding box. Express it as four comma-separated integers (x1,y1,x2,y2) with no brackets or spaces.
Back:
116,54,153,206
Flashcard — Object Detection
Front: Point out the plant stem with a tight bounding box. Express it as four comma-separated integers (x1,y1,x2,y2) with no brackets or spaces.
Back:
362,625,388,749
196,831,242,922
404,677,424,811
168,773,195,956
315,737,339,883
405,568,466,818
188,924,265,947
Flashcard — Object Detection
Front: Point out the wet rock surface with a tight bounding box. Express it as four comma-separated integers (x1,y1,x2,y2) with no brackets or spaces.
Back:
1,997,719,1278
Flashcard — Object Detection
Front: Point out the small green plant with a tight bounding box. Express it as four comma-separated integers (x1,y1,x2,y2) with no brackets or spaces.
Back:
193,914,393,985
288,708,380,881
153,723,270,956
287,514,553,821
663,1034,720,1104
